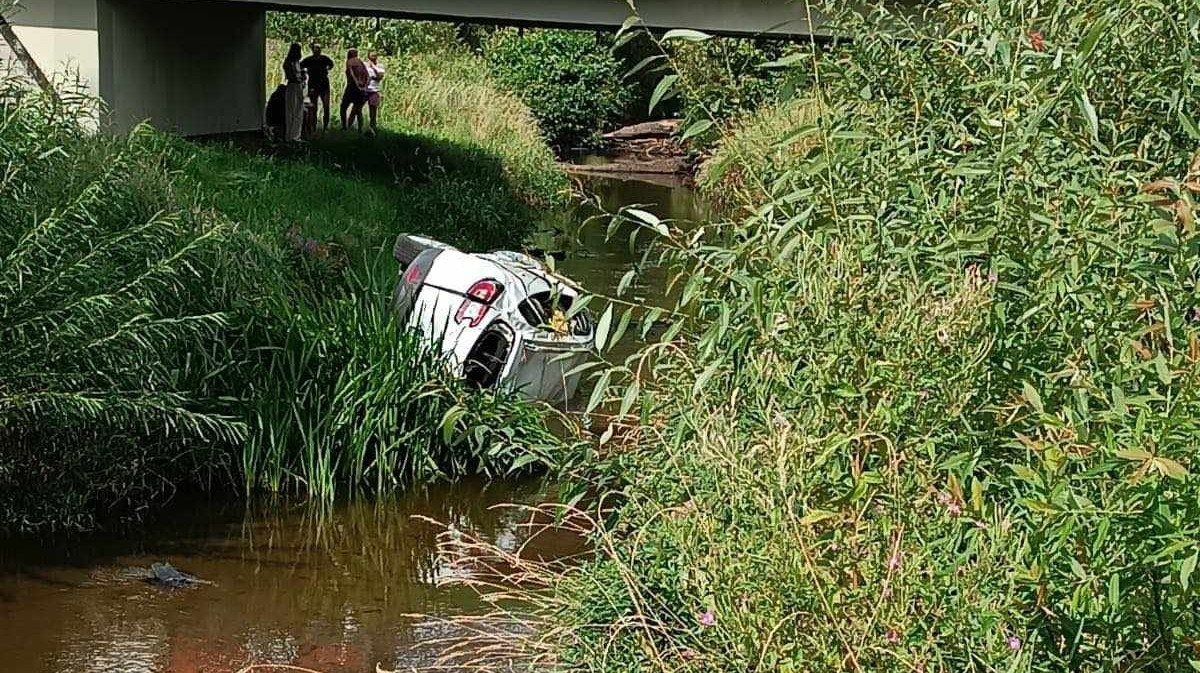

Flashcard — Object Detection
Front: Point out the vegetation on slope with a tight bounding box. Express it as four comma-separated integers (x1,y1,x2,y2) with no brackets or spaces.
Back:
484,29,633,149
439,1,1200,671
0,38,570,532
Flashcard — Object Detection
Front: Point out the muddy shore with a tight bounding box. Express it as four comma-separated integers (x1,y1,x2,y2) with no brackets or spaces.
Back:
562,120,695,179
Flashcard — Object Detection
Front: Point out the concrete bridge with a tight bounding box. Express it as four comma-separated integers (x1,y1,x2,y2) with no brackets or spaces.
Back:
4,0,827,136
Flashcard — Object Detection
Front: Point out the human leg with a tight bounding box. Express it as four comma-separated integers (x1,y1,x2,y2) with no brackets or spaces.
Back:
319,90,331,130
367,92,380,132
340,87,352,130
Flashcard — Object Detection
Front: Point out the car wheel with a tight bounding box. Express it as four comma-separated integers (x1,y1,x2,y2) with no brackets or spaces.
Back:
393,234,435,267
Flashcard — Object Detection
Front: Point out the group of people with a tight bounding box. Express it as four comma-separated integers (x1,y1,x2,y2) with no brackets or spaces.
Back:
269,42,386,142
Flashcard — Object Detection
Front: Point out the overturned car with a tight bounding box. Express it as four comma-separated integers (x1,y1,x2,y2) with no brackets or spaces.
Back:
391,234,595,404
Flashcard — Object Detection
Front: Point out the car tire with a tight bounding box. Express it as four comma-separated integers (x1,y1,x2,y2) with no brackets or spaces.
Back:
393,234,434,267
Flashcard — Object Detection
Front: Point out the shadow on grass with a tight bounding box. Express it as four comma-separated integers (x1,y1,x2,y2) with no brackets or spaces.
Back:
178,127,558,258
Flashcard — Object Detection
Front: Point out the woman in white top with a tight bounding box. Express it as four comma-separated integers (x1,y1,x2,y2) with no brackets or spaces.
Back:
365,51,385,135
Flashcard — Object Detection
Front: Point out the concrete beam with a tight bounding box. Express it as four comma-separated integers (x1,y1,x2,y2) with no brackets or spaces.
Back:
175,0,829,37
97,0,266,134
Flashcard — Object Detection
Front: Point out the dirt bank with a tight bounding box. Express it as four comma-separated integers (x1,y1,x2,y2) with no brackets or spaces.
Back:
563,120,695,178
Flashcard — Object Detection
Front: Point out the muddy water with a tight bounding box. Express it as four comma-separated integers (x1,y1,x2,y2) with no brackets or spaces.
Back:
559,162,703,308
0,167,700,673
0,478,580,673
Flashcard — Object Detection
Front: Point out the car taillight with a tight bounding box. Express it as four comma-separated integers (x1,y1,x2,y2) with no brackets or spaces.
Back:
455,279,503,328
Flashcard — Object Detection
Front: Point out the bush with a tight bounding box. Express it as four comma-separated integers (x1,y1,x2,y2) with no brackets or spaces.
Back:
485,29,634,149
666,37,794,123
433,1,1200,671
266,12,456,56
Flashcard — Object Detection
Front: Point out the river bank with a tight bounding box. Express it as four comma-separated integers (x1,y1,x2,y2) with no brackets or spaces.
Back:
562,119,696,178
0,47,569,534
0,150,705,673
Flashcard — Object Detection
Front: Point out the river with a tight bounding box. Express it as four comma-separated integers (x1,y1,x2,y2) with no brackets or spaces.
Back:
0,163,701,673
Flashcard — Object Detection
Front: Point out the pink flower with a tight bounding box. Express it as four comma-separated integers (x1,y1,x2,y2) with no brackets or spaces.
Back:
1007,634,1022,651
888,552,902,571
1029,31,1045,52
887,628,901,644
947,502,962,516
699,609,716,626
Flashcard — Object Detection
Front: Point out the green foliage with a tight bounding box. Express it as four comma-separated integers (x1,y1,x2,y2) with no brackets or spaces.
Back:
240,259,562,499
0,78,249,531
445,1,1200,672
695,97,823,212
0,42,570,532
265,11,457,56
485,29,634,149
665,36,795,124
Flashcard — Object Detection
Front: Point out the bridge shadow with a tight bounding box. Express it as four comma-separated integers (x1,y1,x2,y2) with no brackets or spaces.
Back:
184,126,555,259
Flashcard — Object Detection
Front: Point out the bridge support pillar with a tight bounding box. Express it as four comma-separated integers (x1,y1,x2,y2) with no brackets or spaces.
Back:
5,0,264,135
97,0,265,135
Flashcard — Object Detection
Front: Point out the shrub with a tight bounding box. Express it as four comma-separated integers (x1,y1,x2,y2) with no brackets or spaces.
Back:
485,29,634,149
666,37,793,123
266,12,457,56
0,77,249,531
433,0,1200,671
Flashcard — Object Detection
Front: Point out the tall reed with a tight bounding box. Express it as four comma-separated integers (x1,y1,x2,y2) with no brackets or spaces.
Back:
239,252,565,500
428,0,1200,671
0,75,249,530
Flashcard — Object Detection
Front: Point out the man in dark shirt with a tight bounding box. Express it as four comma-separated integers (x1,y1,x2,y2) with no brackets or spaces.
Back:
300,43,335,132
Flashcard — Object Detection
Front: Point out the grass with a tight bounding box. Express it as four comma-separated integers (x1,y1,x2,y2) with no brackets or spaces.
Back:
423,1,1200,672
0,40,573,532
694,97,823,213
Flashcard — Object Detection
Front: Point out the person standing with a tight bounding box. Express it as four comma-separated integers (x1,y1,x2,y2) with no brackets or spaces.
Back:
339,48,369,132
282,42,305,143
301,43,335,133
365,51,386,135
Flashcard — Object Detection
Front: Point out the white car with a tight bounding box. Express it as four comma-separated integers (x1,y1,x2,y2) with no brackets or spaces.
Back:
391,234,595,404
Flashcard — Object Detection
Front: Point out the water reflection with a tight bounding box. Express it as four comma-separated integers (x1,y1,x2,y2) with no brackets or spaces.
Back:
0,477,579,673
560,165,703,310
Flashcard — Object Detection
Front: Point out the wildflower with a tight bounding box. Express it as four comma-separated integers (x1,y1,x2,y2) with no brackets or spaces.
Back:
699,609,716,627
936,491,951,505
1007,634,1022,651
888,551,902,571
887,628,901,644
947,502,962,516
1029,30,1045,52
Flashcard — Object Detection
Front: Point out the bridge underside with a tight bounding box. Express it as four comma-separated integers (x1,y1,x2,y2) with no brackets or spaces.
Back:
5,0,827,137
242,0,827,37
